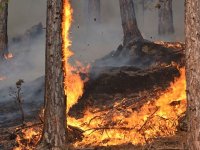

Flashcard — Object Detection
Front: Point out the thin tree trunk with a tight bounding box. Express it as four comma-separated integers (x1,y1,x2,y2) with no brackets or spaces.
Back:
36,0,67,149
0,0,8,60
88,0,100,23
119,0,143,46
185,0,200,149
158,0,174,35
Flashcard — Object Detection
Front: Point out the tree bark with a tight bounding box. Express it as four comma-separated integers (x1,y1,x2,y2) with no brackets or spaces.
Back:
88,0,100,23
158,0,174,35
119,0,143,46
0,0,8,60
36,0,67,149
185,0,200,149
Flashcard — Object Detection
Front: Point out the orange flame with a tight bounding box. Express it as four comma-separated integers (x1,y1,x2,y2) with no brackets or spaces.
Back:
14,1,187,149
69,68,186,147
62,0,86,113
14,127,41,150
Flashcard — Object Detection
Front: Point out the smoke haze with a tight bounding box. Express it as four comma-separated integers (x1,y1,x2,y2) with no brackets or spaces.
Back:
0,0,184,89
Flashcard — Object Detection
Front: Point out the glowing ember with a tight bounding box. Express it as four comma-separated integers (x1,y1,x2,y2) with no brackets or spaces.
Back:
14,127,42,150
4,52,13,60
0,76,6,81
154,41,184,50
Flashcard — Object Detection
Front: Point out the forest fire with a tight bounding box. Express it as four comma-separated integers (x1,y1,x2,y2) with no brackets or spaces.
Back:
62,0,90,113
14,128,41,150
13,0,186,149
68,67,186,147
14,66,186,149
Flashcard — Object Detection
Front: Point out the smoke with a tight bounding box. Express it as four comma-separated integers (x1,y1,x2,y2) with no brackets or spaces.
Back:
8,0,46,37
0,76,44,127
0,26,45,89
0,0,185,126
135,0,185,41
71,0,184,63
0,0,185,87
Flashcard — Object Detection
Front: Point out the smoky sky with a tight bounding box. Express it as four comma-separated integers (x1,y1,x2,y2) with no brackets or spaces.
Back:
1,0,185,88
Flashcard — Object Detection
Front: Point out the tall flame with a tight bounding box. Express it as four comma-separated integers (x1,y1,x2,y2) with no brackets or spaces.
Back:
62,0,84,113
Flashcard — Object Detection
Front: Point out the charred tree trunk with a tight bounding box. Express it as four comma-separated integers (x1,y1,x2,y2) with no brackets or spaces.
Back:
88,0,100,23
36,0,67,149
185,0,200,149
0,0,8,60
119,0,143,46
158,0,174,35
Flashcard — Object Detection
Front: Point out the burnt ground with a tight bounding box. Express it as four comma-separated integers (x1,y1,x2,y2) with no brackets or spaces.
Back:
69,40,185,118
0,41,187,150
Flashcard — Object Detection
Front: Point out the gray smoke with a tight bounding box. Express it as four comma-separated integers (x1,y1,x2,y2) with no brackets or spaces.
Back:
0,0,184,88
0,0,185,127
71,0,184,63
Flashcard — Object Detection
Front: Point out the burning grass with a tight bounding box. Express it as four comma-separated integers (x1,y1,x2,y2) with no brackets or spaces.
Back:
13,66,186,150
68,67,186,148
12,0,187,149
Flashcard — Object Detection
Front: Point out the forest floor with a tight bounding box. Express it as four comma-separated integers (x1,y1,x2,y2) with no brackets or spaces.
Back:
0,41,187,150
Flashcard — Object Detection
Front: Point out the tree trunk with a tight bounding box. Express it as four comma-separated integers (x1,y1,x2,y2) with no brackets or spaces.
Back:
0,0,8,60
158,0,174,35
36,0,67,149
88,0,100,23
185,0,200,149
119,0,143,46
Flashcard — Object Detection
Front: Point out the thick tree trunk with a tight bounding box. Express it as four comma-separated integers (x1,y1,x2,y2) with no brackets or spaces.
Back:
0,0,8,60
36,0,67,149
158,0,174,35
119,0,143,46
88,0,100,23
185,0,200,149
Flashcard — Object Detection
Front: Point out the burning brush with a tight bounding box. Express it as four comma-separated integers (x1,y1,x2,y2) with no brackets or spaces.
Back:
13,66,186,149
13,0,187,149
